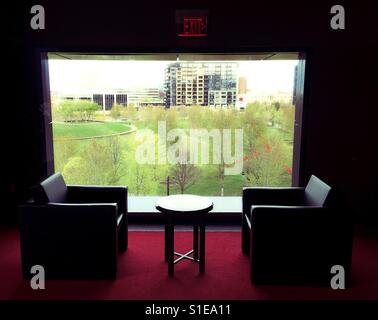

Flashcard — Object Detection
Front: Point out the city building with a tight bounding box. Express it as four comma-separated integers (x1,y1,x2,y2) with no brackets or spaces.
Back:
93,93,128,110
246,90,293,105
56,92,128,110
238,77,247,94
165,62,238,108
123,87,164,107
54,87,165,110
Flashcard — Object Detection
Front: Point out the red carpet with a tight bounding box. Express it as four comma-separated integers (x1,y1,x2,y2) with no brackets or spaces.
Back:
1,227,378,300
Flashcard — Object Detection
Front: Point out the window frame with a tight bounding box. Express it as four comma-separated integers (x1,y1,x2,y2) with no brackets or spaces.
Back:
38,49,308,188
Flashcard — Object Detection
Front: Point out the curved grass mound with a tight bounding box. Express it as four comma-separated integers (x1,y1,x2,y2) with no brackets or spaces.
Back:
53,122,132,139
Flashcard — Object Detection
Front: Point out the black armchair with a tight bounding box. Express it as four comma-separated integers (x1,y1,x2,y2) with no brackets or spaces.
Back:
19,172,128,280
242,175,353,286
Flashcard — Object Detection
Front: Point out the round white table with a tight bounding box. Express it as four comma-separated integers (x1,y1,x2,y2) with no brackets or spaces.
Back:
156,194,213,277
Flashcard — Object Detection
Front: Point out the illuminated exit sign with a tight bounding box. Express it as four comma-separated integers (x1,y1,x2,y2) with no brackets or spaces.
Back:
176,10,208,37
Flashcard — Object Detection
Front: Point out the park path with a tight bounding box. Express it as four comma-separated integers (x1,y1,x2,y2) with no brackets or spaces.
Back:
53,124,137,142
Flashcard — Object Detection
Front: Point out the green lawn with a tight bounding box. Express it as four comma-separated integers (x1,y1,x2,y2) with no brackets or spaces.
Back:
53,122,132,139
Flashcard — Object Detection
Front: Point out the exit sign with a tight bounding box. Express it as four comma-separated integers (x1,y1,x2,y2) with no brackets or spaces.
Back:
176,10,208,37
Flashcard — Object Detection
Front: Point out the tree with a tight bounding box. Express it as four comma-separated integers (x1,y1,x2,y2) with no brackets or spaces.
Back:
267,102,282,127
122,138,159,195
280,104,295,137
241,103,268,157
165,107,178,132
61,138,127,185
110,104,123,119
61,156,87,184
58,100,100,122
53,140,79,173
188,106,203,128
127,163,158,195
106,136,126,184
123,103,138,121
138,106,166,132
211,109,238,194
244,131,292,187
169,150,200,194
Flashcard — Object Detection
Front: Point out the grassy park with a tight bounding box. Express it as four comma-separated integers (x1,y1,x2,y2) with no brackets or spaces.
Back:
52,100,294,196
53,122,132,139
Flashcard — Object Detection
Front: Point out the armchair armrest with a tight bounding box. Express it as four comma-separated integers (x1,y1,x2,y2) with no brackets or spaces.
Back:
243,187,304,217
19,202,118,229
251,205,324,225
67,185,127,214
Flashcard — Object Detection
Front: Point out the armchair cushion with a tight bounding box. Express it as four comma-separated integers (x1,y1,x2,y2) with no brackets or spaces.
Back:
32,172,68,204
304,175,331,206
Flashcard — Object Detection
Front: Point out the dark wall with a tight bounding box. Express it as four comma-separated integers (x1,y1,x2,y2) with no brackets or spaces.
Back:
4,0,377,222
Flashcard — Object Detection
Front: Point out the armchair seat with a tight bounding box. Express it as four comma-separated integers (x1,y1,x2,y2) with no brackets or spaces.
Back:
19,173,128,280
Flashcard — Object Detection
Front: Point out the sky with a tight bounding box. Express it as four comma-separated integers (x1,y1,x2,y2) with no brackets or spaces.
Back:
48,59,298,94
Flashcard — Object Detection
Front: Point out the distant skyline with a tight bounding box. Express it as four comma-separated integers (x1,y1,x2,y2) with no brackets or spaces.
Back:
48,59,298,95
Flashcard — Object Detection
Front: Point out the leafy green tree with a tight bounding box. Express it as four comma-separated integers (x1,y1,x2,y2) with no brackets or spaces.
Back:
169,150,200,194
210,109,239,194
59,100,75,121
125,162,158,195
188,106,203,128
110,104,123,119
280,105,295,137
81,100,100,121
165,107,178,132
61,156,87,184
58,100,100,122
241,103,268,157
106,136,126,184
61,138,127,185
123,103,138,121
244,131,292,187
266,102,282,127
53,140,79,173
121,138,160,195
138,106,166,132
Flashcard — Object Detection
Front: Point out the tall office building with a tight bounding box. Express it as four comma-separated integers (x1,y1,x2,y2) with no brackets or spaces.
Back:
238,77,247,94
165,62,238,108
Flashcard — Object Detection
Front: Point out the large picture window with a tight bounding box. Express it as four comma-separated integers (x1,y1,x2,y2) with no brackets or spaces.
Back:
46,52,306,196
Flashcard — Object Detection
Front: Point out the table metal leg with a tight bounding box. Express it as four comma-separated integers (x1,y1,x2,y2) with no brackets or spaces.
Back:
164,218,168,262
193,223,199,260
199,214,206,273
168,215,174,277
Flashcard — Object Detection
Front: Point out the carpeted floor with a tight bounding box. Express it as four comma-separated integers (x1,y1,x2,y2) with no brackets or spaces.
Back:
1,226,378,300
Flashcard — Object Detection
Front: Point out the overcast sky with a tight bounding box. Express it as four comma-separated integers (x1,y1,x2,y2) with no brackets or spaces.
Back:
48,59,298,94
